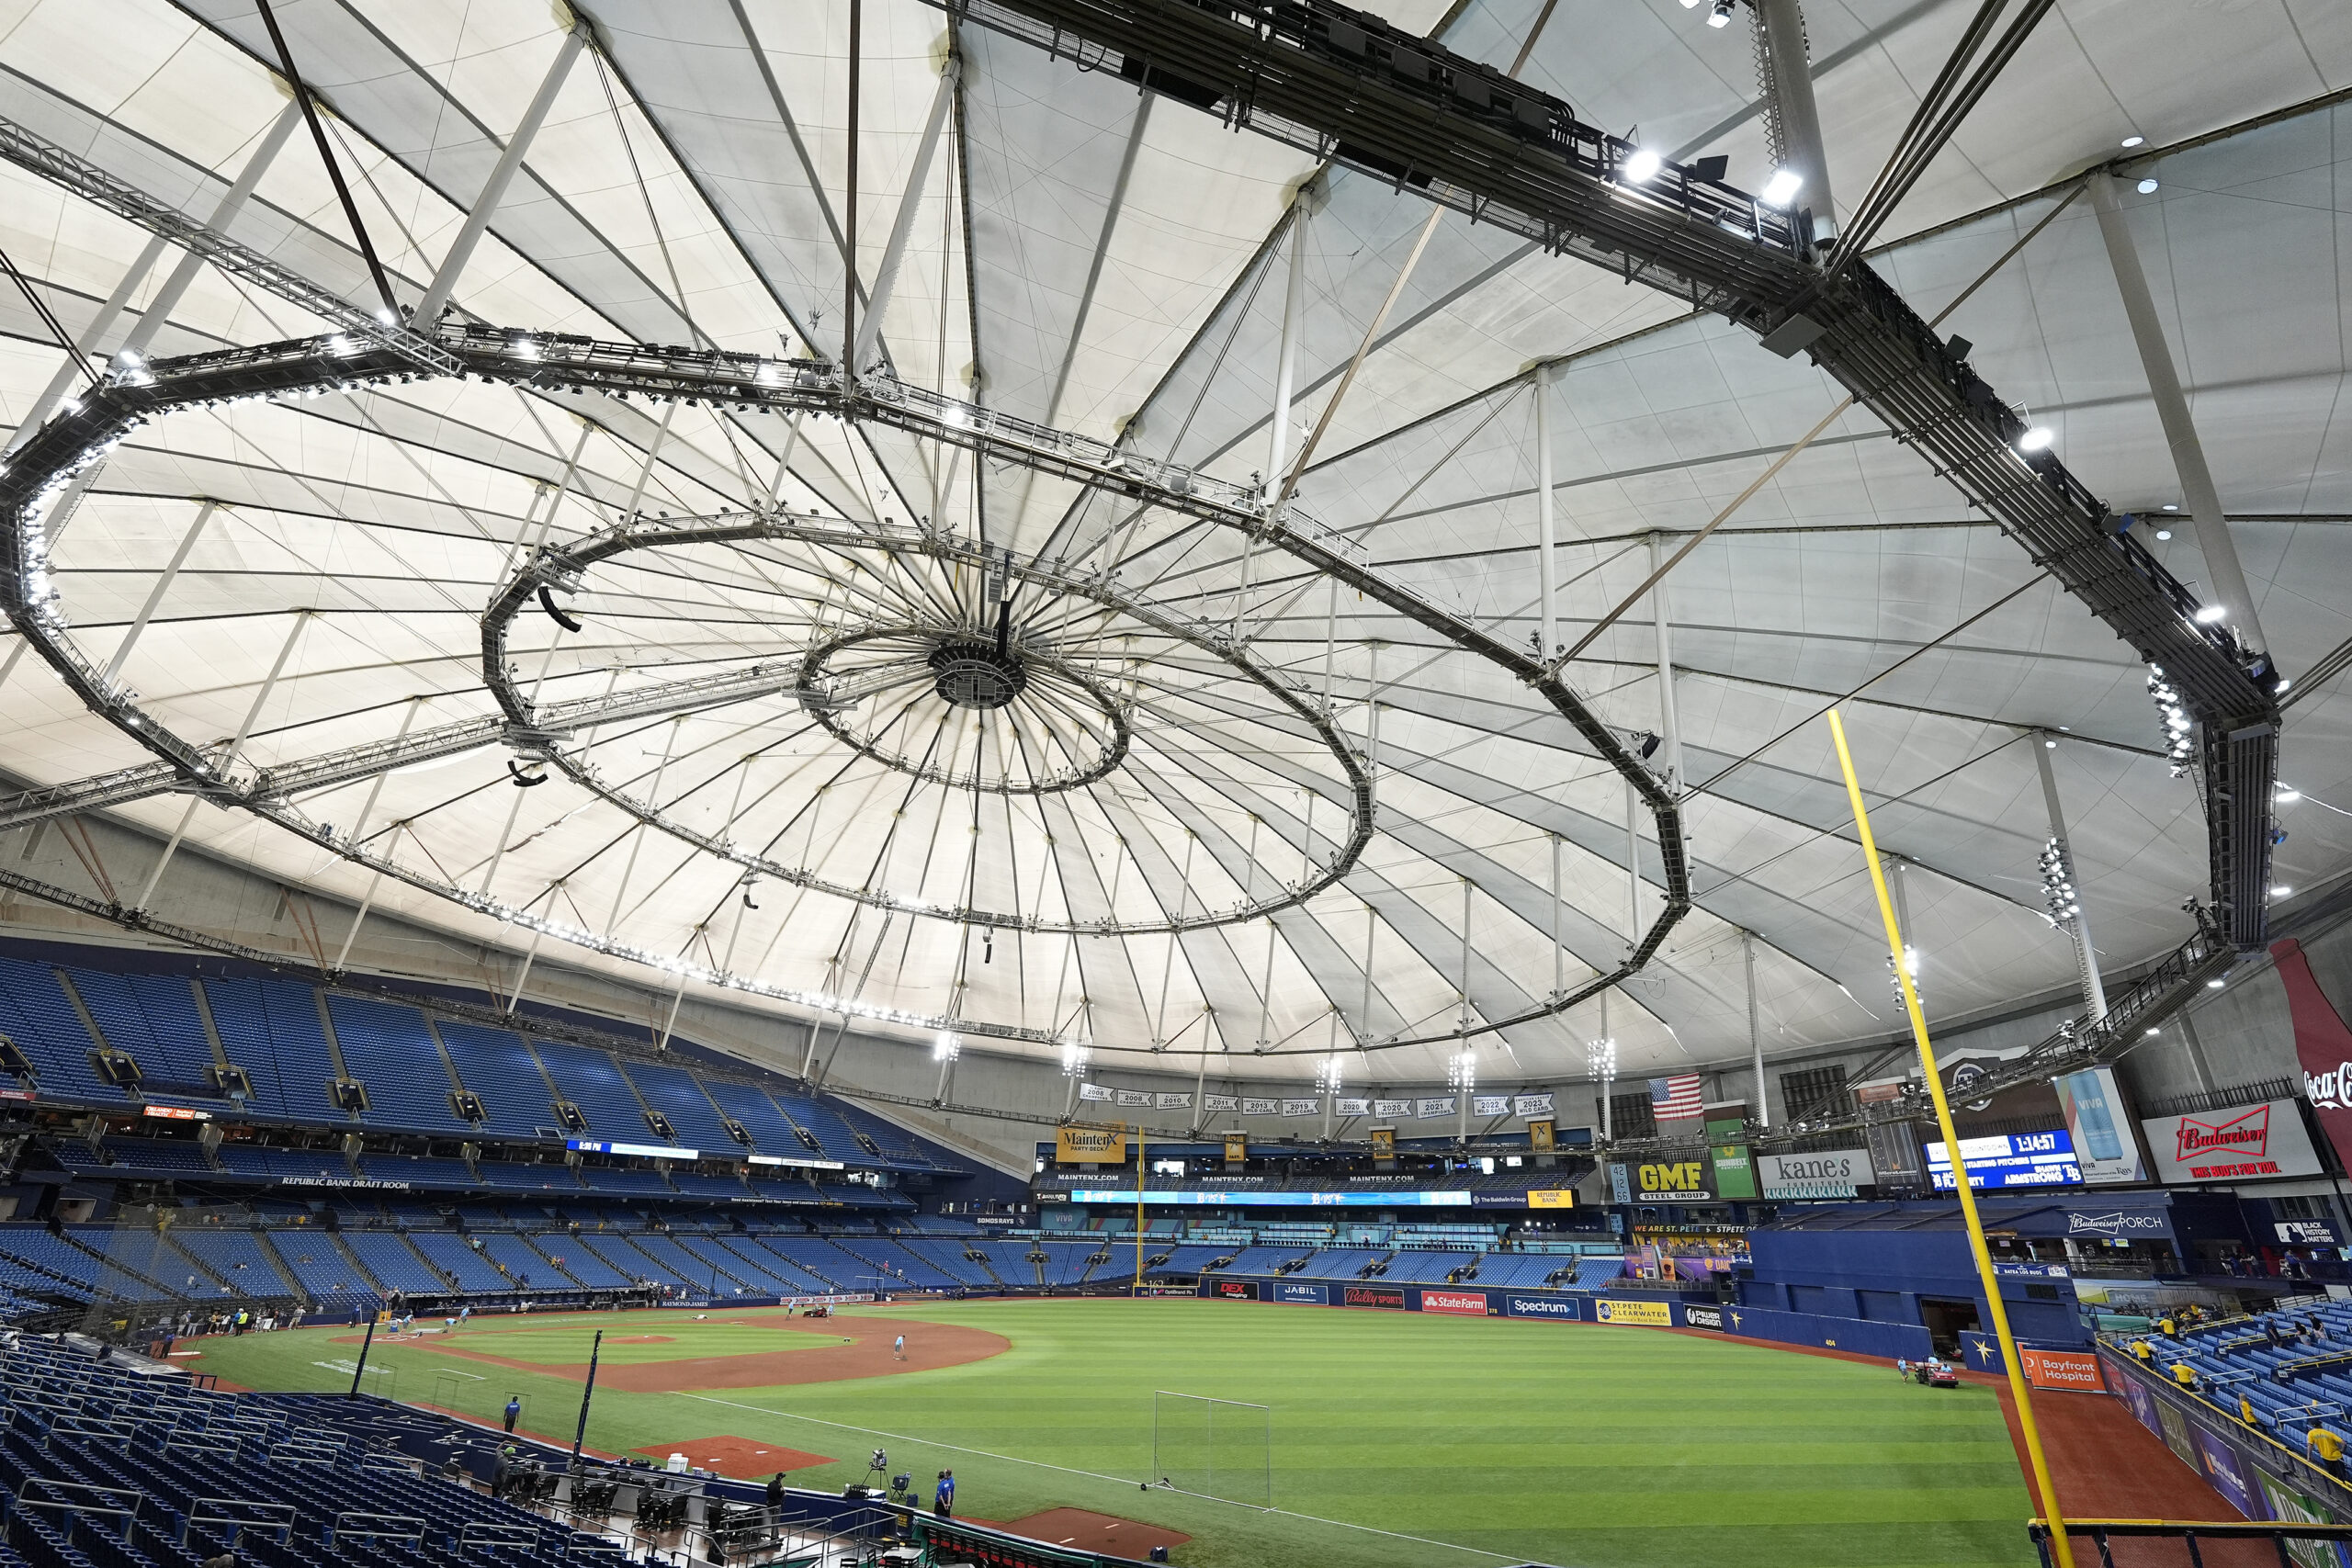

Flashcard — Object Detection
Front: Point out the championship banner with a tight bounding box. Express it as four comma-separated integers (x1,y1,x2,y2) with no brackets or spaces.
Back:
1281,1098,1320,1117
1156,1092,1193,1110
2278,936,2352,1173
1114,1089,1152,1107
1472,1095,1510,1117
1594,1299,1672,1326
2138,1098,2322,1183
1335,1097,1371,1116
2018,1348,2105,1392
1055,1123,1126,1162
1370,1127,1396,1161
1528,1119,1556,1153
1078,1082,1114,1102
1417,1096,1455,1118
1204,1093,1240,1111
1373,1098,1412,1117
1242,1097,1279,1116
1526,1189,1574,1209
1223,1134,1248,1164
1515,1093,1555,1118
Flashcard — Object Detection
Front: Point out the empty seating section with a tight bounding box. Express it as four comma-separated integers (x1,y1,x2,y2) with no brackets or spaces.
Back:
67,971,219,1097
0,1342,624,1568
1038,1242,1099,1285
698,1077,804,1155
893,1239,989,1287
628,1234,734,1290
770,1091,876,1163
163,1228,294,1298
1292,1248,1391,1280
474,1161,582,1193
356,1155,480,1190
620,1059,739,1151
526,1234,624,1289
527,1040,652,1142
760,1237,875,1290
401,1232,509,1293
0,958,116,1103
575,1165,674,1197
435,1021,559,1139
0,1231,102,1304
669,1235,785,1292
725,1239,831,1294
212,1145,353,1182
1144,1245,1225,1278
1382,1250,1478,1282
201,976,345,1125
1476,1254,1577,1288
323,995,466,1134
574,1233,672,1289
336,1232,443,1295
667,1171,749,1201
1204,1246,1309,1275
832,1100,938,1168
970,1242,1037,1286
61,1138,215,1177
60,1229,174,1303
265,1234,376,1303
469,1232,561,1291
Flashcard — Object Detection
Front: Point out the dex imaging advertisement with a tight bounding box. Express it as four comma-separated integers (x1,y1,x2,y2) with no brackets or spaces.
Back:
2139,1097,2324,1184
1924,1129,2083,1190
2053,1066,2147,1184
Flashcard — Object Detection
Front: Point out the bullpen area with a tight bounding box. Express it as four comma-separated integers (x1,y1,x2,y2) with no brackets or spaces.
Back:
186,1297,2035,1568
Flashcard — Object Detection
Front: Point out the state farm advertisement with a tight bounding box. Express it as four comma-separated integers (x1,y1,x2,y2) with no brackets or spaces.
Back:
1417,1289,1494,1317
2137,1098,2323,1184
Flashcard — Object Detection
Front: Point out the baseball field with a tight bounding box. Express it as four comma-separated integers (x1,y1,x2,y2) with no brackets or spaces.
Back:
183,1297,2037,1568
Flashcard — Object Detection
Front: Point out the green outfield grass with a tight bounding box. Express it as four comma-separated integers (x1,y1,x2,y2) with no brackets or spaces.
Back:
187,1298,2036,1568
379,1322,853,1366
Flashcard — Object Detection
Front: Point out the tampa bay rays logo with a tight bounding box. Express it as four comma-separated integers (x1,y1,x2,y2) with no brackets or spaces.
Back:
1971,1339,1996,1364
1728,1309,1743,1330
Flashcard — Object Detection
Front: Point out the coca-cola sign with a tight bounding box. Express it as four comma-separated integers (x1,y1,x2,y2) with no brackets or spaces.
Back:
2276,937,2352,1175
2139,1097,2321,1184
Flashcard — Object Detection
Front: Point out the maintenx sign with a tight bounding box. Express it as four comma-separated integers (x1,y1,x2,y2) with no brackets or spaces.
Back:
1274,1281,1328,1305
2138,1098,2323,1184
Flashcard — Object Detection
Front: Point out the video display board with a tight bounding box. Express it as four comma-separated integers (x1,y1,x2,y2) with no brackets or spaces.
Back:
1924,1129,2083,1190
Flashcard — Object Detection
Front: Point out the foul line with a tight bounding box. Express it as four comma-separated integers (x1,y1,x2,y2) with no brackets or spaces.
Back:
676,1393,1521,1562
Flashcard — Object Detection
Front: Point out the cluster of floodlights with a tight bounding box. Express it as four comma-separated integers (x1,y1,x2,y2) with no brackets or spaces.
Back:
2146,666,2196,777
2038,838,2082,923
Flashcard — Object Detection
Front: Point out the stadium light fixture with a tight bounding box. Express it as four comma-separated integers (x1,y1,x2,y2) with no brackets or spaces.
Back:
2194,604,2227,624
2137,177,2161,194
1447,1049,1476,1091
2147,666,2195,778
1707,0,1734,27
2273,886,2293,897
2207,978,2226,989
1758,167,1804,207
933,1031,960,1063
2121,135,2145,148
1623,148,1663,184
1586,1036,1616,1081
2017,425,2054,452
2278,785,2301,803
1315,1054,1344,1093
1059,1039,1090,1077
2154,529,2172,540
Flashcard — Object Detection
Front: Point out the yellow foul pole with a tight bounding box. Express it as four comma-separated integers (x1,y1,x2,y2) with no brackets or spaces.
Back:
1135,1122,1147,1293
1826,709,2075,1568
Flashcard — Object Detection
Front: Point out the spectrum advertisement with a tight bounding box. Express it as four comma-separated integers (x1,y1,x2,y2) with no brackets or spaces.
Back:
1924,1129,2083,1190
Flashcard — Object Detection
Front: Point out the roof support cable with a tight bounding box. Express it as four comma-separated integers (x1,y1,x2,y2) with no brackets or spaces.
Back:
253,0,401,321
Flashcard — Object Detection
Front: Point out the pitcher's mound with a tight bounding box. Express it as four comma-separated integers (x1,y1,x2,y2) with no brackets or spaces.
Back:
997,1508,1191,1562
633,1437,835,1477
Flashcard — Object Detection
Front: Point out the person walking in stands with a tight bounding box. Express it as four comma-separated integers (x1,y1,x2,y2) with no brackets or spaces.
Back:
765,1471,786,1535
933,1470,954,1519
894,1333,906,1361
503,1395,522,1434
492,1446,515,1500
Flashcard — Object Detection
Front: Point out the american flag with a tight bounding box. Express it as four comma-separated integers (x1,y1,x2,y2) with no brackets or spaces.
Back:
1649,1075,1703,1120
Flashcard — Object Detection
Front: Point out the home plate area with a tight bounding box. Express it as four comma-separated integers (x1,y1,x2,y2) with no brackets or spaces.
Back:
631,1437,835,1477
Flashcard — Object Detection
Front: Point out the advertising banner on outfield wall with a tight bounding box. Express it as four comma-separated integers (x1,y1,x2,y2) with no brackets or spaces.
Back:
2139,1098,2324,1184
1681,1305,1724,1330
1055,1124,1125,1163
1342,1284,1407,1310
1418,1289,1496,1316
2018,1348,2105,1392
1757,1148,1874,1201
1594,1299,1673,1326
1504,1294,1580,1321
1274,1281,1327,1304
1211,1279,1260,1300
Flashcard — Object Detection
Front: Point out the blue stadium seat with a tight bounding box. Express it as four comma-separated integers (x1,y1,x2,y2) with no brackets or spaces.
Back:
435,1022,560,1141
324,995,470,1134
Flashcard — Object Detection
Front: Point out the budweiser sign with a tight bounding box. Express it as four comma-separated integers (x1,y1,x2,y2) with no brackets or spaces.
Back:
2175,1103,2269,1163
2140,1096,2323,1184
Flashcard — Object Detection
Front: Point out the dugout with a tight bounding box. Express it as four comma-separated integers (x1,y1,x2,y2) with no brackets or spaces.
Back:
1739,1192,2252,1351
